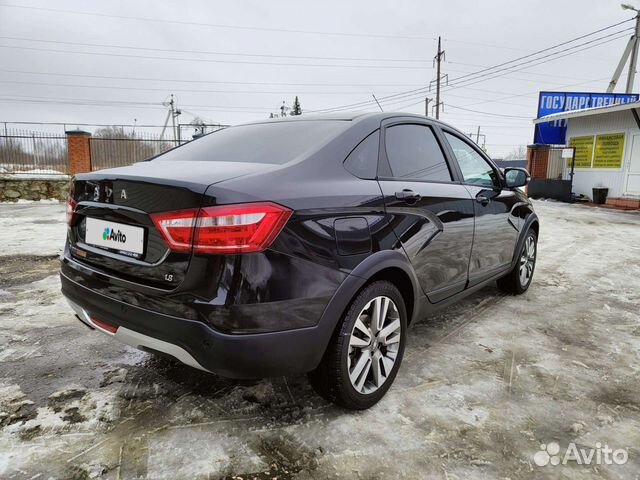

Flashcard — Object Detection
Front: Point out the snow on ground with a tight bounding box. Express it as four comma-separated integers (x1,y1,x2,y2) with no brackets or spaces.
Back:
11,199,61,204
0,203,66,256
0,200,639,479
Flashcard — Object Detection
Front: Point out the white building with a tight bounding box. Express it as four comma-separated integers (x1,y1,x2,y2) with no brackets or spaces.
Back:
533,102,640,207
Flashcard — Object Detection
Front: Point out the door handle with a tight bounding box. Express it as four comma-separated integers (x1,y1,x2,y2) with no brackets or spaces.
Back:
395,189,421,203
476,195,490,206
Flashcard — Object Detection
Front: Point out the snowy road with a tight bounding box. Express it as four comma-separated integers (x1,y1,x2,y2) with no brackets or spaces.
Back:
0,200,639,479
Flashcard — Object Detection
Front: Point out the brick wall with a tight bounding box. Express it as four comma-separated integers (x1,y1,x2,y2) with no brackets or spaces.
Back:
66,130,91,175
527,145,550,179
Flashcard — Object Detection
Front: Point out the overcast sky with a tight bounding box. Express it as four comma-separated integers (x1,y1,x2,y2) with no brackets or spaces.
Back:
0,0,637,157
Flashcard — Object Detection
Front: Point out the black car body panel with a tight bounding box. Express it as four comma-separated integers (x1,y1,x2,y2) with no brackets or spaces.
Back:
60,112,539,378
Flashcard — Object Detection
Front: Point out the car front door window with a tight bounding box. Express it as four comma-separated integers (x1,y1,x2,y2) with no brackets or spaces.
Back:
444,133,498,187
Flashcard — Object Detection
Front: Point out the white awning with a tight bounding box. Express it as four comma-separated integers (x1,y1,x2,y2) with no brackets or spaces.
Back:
533,101,640,124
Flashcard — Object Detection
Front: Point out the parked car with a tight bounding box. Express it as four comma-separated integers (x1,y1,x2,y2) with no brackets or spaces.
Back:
60,113,538,409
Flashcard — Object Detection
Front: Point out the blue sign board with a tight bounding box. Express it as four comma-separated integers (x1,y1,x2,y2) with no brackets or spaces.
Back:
534,91,639,145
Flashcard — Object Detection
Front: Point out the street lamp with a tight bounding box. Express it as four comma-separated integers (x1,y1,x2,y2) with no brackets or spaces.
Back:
608,3,640,92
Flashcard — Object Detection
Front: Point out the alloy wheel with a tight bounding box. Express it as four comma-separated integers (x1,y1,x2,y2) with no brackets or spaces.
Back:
519,235,536,287
347,296,401,394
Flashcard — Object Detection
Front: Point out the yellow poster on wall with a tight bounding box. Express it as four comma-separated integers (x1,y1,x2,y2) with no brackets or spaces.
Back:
593,133,625,169
569,136,594,168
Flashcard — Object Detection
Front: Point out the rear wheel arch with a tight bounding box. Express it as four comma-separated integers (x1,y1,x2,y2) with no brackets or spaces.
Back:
312,251,421,371
348,250,421,325
367,267,415,325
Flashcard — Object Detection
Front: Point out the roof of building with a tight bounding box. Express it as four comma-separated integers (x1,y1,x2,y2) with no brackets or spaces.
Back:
533,100,640,124
493,159,527,169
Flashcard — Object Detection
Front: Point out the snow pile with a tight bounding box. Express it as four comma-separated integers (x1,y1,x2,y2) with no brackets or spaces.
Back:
7,198,61,204
0,171,69,180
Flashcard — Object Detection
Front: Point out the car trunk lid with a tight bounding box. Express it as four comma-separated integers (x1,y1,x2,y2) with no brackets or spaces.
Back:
67,160,275,289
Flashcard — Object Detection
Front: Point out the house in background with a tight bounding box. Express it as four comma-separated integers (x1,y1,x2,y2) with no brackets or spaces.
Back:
531,101,640,209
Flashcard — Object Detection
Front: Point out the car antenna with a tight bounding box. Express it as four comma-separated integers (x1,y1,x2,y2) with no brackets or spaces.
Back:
372,94,384,112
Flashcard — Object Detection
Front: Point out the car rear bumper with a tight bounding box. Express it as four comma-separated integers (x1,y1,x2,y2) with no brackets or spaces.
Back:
60,271,333,378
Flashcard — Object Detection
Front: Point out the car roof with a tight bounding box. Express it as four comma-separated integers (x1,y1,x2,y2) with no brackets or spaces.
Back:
242,111,455,128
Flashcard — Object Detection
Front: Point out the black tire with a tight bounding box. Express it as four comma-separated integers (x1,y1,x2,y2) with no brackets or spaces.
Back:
497,229,537,294
309,280,407,410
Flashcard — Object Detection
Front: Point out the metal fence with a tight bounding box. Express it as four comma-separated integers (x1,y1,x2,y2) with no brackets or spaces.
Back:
0,123,229,174
528,146,575,202
90,133,182,171
0,129,68,174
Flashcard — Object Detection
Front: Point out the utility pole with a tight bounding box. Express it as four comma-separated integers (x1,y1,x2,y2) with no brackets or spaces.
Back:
607,5,640,93
435,37,445,119
425,97,432,116
170,95,176,142
430,37,447,119
628,10,640,92
162,94,182,142
468,130,486,149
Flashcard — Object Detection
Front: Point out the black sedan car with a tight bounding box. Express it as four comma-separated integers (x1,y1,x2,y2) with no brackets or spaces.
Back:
61,113,538,409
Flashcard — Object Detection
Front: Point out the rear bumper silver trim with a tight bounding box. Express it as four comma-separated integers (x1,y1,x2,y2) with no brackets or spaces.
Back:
114,327,208,372
66,299,209,372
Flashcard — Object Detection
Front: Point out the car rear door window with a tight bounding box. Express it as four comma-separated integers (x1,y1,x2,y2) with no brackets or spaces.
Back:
344,130,379,179
444,132,499,187
384,124,452,182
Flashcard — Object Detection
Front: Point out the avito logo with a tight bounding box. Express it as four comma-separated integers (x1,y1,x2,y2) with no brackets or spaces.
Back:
102,227,127,243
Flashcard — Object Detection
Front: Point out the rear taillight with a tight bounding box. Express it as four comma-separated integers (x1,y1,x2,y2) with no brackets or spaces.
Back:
151,202,292,254
66,196,77,225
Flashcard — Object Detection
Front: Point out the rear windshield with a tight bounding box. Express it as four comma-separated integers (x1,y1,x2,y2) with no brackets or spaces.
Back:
154,120,350,165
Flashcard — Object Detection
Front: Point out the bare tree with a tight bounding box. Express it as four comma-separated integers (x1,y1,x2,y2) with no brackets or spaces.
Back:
0,130,67,173
504,145,527,160
91,126,173,170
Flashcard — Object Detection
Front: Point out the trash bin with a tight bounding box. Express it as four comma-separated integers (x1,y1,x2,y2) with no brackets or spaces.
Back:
592,187,609,205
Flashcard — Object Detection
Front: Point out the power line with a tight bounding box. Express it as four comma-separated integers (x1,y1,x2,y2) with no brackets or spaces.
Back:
0,35,429,63
445,28,633,88
0,94,275,112
0,79,426,96
0,69,429,88
0,97,273,114
447,60,606,82
444,76,610,110
338,71,612,119
0,4,437,41
1,120,229,128
360,28,631,112
312,28,630,113
391,73,609,121
0,93,160,106
444,104,531,119
3,72,608,114
446,19,634,84
0,67,604,91
421,32,630,107
312,25,632,113
0,44,433,70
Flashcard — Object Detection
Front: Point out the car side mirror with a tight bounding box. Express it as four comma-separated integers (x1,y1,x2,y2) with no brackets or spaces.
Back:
504,168,530,188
